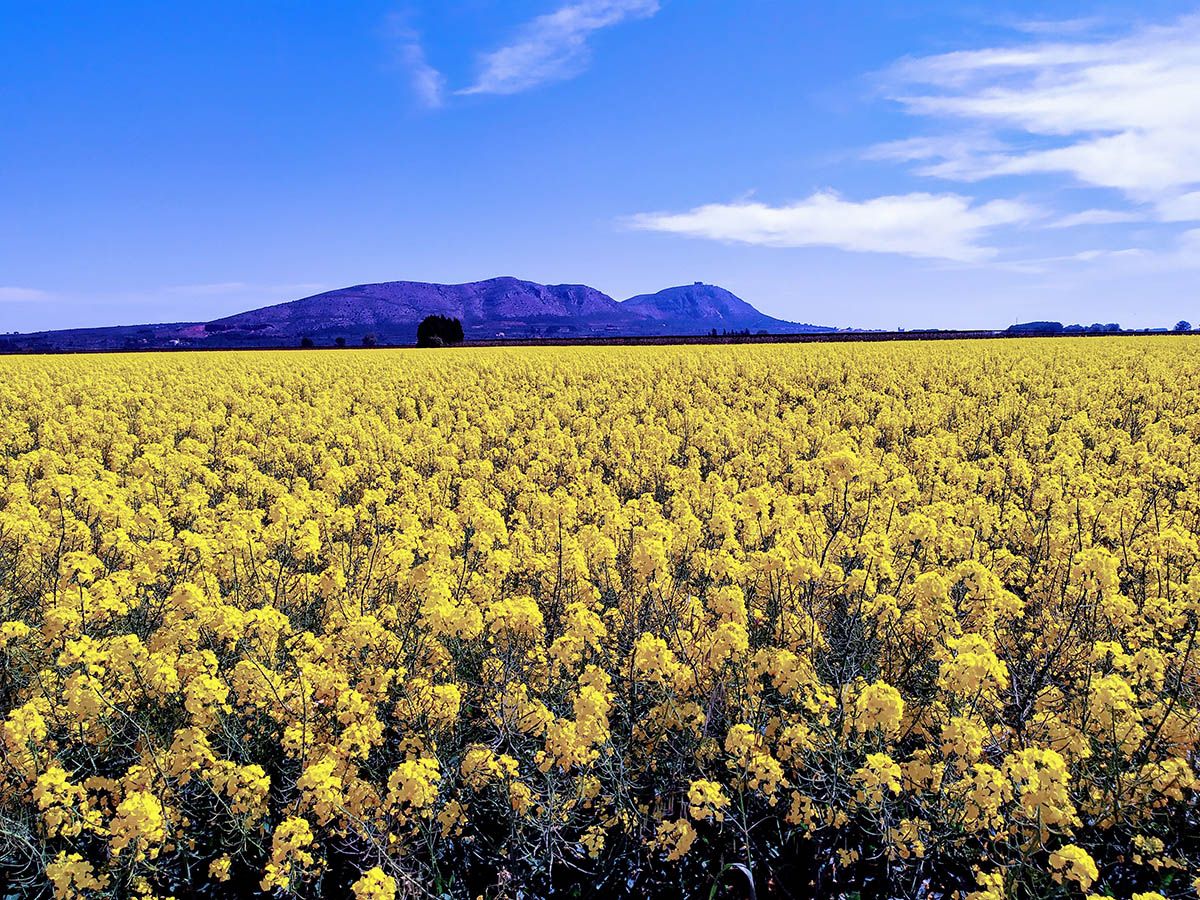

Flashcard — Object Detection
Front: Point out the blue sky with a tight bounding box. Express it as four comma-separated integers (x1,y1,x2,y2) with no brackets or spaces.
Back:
2,0,1198,331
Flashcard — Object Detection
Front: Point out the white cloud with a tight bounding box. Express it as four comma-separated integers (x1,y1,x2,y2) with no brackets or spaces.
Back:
1177,228,1200,263
166,282,249,296
882,14,1200,206
1006,229,1200,273
626,191,1037,262
387,16,446,108
165,282,326,298
0,286,50,302
867,133,1002,166
399,35,446,108
1010,17,1111,37
1158,191,1200,222
1079,229,1200,269
460,0,659,96
627,12,1196,272
1069,247,1149,263
1047,209,1146,228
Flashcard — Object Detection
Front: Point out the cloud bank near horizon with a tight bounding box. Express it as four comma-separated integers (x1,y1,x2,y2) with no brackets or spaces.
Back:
627,192,1037,263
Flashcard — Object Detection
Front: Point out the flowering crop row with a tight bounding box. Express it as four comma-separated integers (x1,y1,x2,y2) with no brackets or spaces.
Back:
0,341,1197,898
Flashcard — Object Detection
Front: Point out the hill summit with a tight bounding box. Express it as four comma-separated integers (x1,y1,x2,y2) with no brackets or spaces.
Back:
624,283,799,334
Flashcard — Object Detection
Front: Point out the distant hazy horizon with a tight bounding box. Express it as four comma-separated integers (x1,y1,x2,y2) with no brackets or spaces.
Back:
3,1,1198,333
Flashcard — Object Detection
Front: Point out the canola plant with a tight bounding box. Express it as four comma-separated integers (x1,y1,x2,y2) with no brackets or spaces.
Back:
0,341,1197,899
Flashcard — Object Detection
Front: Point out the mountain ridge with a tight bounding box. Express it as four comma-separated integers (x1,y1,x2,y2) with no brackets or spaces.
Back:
4,277,835,351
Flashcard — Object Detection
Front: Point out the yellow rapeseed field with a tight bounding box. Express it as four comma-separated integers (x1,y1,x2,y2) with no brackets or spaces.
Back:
1,340,1198,899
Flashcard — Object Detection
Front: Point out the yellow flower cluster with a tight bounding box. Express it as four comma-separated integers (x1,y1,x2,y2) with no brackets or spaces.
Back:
1,340,1198,897
1049,844,1099,890
351,866,397,900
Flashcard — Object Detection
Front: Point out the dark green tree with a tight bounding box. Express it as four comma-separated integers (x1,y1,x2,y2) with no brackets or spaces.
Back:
416,315,464,347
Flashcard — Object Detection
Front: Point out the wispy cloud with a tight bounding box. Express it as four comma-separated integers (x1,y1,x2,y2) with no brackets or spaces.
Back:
165,282,250,296
626,191,1037,263
1009,16,1111,37
396,28,446,108
459,0,660,96
1089,229,1200,269
880,14,1200,214
1002,228,1200,274
1174,228,1200,265
0,286,51,302
1158,191,1200,223
165,282,327,298
1046,209,1146,228
386,14,447,108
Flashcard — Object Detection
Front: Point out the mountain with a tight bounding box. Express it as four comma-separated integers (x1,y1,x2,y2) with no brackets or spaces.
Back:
2,277,834,352
204,277,647,343
623,283,825,335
